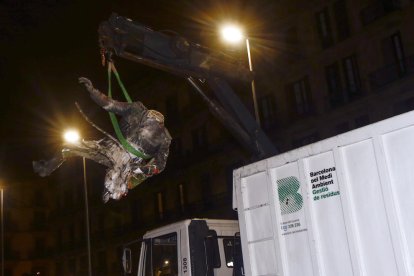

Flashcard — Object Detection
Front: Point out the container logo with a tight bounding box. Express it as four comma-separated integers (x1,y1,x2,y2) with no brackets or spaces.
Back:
277,176,303,215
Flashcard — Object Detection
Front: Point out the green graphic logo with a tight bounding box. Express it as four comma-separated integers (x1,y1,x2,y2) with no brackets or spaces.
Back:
277,176,303,215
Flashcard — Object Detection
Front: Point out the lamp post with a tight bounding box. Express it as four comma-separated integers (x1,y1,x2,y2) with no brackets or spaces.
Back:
63,129,92,276
1,187,3,276
220,24,261,126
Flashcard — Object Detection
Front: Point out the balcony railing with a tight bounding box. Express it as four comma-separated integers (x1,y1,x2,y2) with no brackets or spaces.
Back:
369,56,414,91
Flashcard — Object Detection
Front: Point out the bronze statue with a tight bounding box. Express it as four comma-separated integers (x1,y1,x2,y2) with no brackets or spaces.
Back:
33,77,172,202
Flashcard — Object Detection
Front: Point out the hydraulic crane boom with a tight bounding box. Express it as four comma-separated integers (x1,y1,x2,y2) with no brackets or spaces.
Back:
98,13,277,159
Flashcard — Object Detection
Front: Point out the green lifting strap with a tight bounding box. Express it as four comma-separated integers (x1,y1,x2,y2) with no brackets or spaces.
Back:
107,62,151,160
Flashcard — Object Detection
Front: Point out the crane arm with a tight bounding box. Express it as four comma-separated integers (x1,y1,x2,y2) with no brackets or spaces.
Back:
98,13,278,159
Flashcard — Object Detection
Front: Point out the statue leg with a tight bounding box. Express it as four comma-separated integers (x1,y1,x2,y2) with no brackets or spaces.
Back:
102,144,140,202
32,155,65,177
32,139,115,177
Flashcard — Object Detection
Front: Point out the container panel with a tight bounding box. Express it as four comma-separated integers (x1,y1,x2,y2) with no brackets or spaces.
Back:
341,139,398,275
244,207,273,242
234,112,414,276
248,240,279,276
304,151,353,276
241,172,269,209
270,162,314,276
383,126,414,274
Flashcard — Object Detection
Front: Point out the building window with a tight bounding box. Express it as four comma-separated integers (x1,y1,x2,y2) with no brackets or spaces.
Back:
287,76,313,117
342,55,362,97
259,94,277,130
382,32,406,75
391,32,406,75
333,0,350,41
326,62,345,107
156,192,164,220
316,8,334,48
372,31,407,90
178,184,186,212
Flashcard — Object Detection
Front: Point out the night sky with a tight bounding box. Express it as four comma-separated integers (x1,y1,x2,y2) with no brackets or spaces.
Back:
0,0,277,181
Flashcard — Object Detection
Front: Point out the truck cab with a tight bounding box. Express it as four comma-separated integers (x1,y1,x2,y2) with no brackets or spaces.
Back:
124,219,244,276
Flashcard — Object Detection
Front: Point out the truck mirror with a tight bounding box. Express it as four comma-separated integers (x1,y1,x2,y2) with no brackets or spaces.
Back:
122,248,132,273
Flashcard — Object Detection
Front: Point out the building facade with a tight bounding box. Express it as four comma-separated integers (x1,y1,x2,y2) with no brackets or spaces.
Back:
3,0,414,275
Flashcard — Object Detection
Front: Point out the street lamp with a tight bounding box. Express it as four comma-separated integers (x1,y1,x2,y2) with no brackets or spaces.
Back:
63,129,92,276
220,24,261,126
1,187,4,276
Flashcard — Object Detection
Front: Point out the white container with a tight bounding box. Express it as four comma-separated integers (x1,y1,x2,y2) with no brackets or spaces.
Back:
233,111,414,276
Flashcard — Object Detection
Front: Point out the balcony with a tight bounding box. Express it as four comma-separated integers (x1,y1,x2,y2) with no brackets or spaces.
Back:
369,56,414,91
360,0,401,26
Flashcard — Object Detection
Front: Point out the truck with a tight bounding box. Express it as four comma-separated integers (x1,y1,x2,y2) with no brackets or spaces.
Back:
124,110,414,276
122,219,244,275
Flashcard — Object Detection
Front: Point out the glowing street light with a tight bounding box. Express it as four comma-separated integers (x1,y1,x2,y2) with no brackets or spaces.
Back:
220,25,243,43
63,129,92,276
220,23,261,126
63,129,80,144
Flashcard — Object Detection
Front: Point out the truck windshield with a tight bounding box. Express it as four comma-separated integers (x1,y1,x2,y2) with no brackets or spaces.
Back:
143,232,178,276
